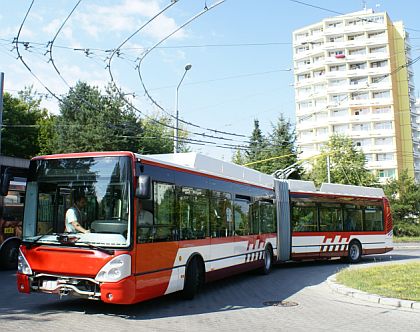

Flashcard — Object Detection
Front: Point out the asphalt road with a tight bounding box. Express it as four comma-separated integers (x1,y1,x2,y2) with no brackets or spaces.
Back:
1,248,419,332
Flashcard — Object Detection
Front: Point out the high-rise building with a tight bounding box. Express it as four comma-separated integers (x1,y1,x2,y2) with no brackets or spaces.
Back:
293,9,420,182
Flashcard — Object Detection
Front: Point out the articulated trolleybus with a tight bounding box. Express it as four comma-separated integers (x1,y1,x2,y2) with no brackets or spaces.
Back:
16,152,393,304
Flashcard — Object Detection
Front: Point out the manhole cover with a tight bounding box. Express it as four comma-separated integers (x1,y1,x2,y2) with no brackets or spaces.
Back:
263,300,298,307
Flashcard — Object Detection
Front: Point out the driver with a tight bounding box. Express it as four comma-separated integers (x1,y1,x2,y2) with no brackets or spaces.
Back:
65,193,90,234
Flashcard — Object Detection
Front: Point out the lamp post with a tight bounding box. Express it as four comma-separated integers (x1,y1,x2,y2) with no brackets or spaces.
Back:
174,64,192,153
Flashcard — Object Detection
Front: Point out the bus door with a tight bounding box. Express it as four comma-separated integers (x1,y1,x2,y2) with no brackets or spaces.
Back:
135,182,180,299
274,179,291,261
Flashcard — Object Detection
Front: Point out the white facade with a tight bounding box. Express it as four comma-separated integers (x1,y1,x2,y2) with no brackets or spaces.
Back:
293,9,420,182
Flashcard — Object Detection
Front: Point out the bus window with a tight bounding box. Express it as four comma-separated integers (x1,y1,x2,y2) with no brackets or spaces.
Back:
153,182,176,242
210,191,232,238
343,206,363,231
292,202,317,232
234,199,250,236
178,187,209,240
319,204,343,231
250,202,259,235
260,202,275,233
364,206,383,231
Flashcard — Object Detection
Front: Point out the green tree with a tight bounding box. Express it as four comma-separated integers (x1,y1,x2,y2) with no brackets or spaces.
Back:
55,82,142,153
258,115,300,176
307,134,377,186
383,170,420,224
1,87,46,158
245,119,266,168
140,116,188,154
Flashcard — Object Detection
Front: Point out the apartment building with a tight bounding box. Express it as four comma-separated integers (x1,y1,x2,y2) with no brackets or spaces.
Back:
293,9,420,182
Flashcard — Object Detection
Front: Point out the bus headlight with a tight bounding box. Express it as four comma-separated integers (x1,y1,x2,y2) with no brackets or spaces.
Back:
17,249,33,275
95,254,131,282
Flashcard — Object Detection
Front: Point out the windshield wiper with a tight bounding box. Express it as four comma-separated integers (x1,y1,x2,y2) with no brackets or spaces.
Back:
76,242,115,255
24,232,58,248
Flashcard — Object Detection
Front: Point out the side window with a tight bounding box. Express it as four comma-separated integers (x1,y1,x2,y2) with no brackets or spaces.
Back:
153,182,176,242
319,204,343,231
250,202,260,235
210,191,233,238
136,196,154,244
292,201,318,232
234,199,250,236
260,201,275,233
364,206,383,231
178,187,209,240
343,205,363,231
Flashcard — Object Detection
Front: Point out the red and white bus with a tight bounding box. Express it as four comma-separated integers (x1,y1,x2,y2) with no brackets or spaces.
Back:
16,152,392,304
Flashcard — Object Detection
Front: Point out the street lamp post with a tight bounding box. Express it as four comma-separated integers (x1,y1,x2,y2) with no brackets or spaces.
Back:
174,64,192,153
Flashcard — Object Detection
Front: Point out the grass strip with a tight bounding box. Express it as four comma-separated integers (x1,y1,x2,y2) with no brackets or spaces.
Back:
393,236,420,243
336,262,420,301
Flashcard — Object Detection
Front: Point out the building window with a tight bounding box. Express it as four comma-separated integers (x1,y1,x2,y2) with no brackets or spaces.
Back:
373,106,391,114
375,137,392,145
374,121,392,130
297,73,311,81
313,69,325,76
350,77,368,85
378,169,396,178
333,125,348,133
331,94,347,103
351,92,369,100
328,21,343,29
371,60,388,68
370,46,387,53
329,79,347,86
349,48,366,55
353,123,370,131
353,108,369,116
332,109,347,117
377,153,394,161
371,75,389,84
348,33,365,41
368,31,386,39
329,64,346,72
350,62,366,70
373,90,390,99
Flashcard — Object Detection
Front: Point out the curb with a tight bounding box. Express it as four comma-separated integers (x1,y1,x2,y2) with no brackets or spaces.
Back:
327,274,420,311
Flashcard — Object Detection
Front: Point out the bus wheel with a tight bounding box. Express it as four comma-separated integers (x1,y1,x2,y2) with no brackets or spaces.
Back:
259,245,273,275
347,241,362,264
182,256,203,300
0,241,19,270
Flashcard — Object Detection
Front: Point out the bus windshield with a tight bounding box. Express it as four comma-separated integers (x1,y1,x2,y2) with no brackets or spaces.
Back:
23,156,132,248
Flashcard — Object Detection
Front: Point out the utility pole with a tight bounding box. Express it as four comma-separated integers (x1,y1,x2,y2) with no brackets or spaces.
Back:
0,72,4,156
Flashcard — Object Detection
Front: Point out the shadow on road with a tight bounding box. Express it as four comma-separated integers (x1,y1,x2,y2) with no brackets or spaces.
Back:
0,251,418,322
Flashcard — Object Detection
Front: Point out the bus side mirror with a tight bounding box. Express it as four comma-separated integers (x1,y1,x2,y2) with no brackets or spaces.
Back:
0,169,12,196
136,175,151,199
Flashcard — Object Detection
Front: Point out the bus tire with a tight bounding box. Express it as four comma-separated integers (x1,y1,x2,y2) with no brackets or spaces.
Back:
259,245,273,275
347,240,362,264
182,256,204,300
0,240,20,270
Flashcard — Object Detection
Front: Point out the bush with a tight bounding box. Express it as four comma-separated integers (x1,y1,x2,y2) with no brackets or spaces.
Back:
393,222,420,237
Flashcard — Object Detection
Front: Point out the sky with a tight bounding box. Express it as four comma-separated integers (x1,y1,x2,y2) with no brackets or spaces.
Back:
2,0,420,161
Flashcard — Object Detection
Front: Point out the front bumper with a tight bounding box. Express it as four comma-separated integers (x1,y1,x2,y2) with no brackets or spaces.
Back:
17,272,136,304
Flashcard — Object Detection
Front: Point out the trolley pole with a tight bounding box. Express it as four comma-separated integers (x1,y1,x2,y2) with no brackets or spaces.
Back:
0,72,4,156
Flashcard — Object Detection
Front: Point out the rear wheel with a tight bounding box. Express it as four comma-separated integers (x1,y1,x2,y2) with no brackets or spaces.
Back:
259,245,273,275
347,241,362,263
182,257,203,300
0,241,19,270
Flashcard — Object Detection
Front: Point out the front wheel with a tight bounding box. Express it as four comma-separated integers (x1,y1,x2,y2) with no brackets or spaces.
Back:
347,241,362,264
182,257,203,300
259,246,273,275
0,241,19,270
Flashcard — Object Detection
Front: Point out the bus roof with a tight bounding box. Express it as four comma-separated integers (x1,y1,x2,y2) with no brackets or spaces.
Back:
136,152,275,189
287,179,385,198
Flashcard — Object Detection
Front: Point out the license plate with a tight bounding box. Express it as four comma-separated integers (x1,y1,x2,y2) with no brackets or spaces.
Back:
41,280,58,291
4,227,14,234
